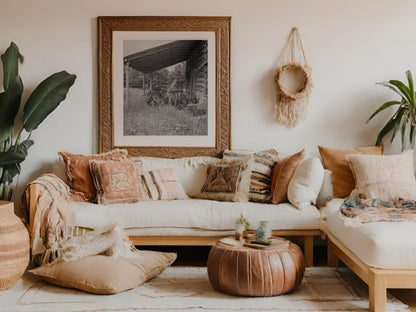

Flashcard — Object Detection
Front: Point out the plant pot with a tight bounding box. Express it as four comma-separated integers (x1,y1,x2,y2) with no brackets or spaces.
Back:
0,201,29,290
235,223,245,240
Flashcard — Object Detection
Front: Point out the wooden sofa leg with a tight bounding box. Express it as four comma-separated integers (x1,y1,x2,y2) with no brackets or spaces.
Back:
327,239,340,267
368,270,386,312
304,236,313,267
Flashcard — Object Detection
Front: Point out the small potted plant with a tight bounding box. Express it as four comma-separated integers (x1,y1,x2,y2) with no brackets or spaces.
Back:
235,214,250,240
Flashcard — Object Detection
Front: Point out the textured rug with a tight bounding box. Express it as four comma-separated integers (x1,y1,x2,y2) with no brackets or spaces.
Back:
0,267,409,312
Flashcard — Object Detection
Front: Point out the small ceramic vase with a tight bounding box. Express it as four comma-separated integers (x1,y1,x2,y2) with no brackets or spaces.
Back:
235,223,245,240
256,220,271,241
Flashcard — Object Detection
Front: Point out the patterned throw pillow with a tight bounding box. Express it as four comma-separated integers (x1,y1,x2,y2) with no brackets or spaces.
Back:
58,149,128,202
347,150,416,200
89,159,149,205
318,145,384,198
223,149,279,203
271,149,305,204
199,156,253,202
141,168,188,200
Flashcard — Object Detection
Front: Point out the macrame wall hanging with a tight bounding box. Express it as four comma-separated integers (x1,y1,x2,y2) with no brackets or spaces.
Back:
274,27,313,127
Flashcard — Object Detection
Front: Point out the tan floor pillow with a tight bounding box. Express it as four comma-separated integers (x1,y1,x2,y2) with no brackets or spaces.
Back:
29,251,176,294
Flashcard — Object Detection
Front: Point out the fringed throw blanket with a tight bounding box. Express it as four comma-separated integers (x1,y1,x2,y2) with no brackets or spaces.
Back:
20,174,75,265
20,174,140,266
341,197,416,226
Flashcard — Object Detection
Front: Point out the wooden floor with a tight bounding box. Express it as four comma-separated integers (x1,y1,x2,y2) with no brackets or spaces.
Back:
140,245,416,310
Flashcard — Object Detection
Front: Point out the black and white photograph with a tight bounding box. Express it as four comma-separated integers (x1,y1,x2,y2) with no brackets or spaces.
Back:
123,40,209,137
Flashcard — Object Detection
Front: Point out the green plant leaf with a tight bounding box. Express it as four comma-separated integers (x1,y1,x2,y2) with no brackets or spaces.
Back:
0,163,20,184
0,42,24,143
377,82,405,100
22,71,76,132
366,100,401,123
376,116,396,145
401,119,407,151
1,42,23,91
410,123,416,148
406,70,415,108
0,139,33,167
391,108,406,143
389,80,412,104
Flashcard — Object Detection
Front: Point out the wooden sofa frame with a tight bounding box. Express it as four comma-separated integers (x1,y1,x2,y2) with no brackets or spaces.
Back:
327,232,416,312
26,184,320,267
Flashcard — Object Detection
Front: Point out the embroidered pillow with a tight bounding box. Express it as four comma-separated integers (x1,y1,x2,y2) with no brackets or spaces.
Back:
89,159,149,204
199,156,253,202
348,150,416,200
223,149,279,203
141,168,188,200
58,149,128,202
318,145,383,198
271,149,305,204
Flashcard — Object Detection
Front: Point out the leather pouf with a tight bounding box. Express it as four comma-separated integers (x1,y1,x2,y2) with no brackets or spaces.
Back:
207,240,305,297
0,201,29,290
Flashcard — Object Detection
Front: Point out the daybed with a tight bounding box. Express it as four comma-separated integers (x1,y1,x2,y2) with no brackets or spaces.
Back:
22,155,323,267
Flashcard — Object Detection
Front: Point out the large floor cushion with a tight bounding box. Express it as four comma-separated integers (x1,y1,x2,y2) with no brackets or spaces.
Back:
72,199,322,233
323,198,416,269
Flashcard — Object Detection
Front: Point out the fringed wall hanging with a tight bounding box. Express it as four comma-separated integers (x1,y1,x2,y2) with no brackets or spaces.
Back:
274,27,312,127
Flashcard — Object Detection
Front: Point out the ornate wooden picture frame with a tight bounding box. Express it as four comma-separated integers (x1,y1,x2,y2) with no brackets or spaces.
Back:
98,16,231,158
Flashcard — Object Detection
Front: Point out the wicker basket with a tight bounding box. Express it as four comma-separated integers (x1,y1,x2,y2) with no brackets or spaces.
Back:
0,201,29,290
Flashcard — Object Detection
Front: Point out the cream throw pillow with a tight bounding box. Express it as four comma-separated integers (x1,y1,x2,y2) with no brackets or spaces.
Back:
348,150,416,200
29,251,177,294
287,157,324,209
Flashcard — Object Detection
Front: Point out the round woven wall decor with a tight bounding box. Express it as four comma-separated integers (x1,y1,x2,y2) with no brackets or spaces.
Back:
274,27,313,127
275,62,312,101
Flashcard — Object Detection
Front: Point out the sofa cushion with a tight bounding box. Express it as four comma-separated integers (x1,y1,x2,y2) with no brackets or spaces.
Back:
137,156,217,197
71,199,322,232
318,144,383,198
323,198,416,269
89,159,149,204
148,168,188,200
199,156,253,202
347,150,416,200
58,149,128,202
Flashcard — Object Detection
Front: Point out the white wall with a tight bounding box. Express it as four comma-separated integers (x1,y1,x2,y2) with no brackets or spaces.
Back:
0,0,414,203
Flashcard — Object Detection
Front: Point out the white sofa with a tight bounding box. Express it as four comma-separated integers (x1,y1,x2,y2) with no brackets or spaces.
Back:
25,156,324,267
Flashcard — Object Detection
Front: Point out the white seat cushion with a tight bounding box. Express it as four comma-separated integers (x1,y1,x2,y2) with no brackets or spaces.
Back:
72,199,321,232
323,198,416,269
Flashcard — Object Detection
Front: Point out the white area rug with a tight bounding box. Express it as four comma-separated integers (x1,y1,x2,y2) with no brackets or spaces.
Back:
0,267,409,312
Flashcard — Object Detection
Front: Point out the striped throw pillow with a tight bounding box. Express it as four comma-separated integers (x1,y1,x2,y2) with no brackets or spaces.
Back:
142,168,188,200
223,149,279,203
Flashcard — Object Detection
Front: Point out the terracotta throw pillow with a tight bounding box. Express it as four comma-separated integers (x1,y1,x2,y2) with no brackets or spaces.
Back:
141,168,188,200
29,251,177,294
89,159,149,204
271,149,305,204
318,145,383,198
58,149,128,202
199,156,253,202
348,150,416,200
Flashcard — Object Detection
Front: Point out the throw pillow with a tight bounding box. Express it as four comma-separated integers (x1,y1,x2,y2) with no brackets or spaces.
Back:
347,150,416,200
29,251,177,294
199,155,253,202
223,149,279,203
287,157,324,209
142,168,188,200
58,149,128,202
271,149,305,204
316,169,334,208
318,144,383,198
89,159,149,205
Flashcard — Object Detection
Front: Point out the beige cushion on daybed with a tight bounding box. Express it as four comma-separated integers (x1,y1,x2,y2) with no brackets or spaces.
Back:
72,199,322,233
323,198,416,269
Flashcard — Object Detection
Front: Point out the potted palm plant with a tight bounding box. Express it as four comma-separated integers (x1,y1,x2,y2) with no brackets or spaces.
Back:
0,42,76,200
367,70,416,151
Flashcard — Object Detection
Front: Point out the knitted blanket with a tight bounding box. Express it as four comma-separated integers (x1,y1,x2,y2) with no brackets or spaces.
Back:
341,196,416,226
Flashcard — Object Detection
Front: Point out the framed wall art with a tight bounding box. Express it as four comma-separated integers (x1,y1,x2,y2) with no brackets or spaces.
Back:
97,16,231,158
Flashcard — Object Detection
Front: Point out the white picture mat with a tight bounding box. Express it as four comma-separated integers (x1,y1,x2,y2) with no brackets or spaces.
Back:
113,31,216,147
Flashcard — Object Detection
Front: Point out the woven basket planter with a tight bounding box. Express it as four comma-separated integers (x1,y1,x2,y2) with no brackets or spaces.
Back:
0,201,29,290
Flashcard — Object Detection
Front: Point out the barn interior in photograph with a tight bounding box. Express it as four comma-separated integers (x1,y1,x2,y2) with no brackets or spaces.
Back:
123,40,208,136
